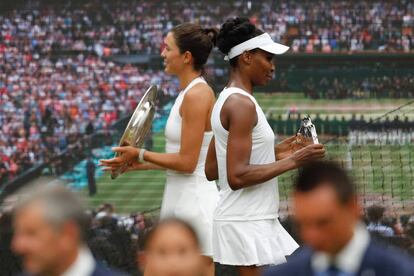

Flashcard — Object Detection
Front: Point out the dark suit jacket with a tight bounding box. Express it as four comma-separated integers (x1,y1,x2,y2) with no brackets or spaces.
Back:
264,241,414,276
92,262,126,276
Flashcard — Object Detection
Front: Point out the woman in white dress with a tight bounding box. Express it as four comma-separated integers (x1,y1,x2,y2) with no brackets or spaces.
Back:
205,18,325,276
100,23,219,276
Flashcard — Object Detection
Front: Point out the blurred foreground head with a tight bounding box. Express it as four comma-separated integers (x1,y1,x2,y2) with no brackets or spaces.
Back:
293,161,360,255
11,184,89,276
139,218,202,276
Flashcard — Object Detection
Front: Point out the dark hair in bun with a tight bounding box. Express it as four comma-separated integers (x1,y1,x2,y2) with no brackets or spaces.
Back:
216,17,264,66
171,23,218,71
203,28,219,47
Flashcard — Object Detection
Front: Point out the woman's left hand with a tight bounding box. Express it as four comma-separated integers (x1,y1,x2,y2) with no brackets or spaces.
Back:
276,134,312,160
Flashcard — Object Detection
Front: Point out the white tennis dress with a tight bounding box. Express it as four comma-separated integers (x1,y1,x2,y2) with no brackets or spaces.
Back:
161,77,219,257
211,87,299,266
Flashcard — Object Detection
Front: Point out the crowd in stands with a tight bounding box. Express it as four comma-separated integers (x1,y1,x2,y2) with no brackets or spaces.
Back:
84,203,152,275
1,0,414,56
0,50,178,185
303,75,414,99
2,0,414,182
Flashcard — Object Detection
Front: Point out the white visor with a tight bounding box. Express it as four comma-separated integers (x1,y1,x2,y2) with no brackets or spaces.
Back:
224,33,289,61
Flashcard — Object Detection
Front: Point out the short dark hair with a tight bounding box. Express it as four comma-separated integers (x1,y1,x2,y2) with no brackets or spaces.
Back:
367,205,385,223
171,23,217,71
216,17,264,67
294,161,356,204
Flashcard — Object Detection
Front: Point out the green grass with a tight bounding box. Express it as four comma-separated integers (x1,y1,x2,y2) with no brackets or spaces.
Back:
85,94,414,214
88,171,166,213
84,134,167,214
255,92,413,119
88,140,414,214
277,144,414,202
255,92,410,108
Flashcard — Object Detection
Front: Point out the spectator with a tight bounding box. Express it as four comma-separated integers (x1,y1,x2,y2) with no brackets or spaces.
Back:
141,218,203,276
366,205,395,237
264,161,414,276
12,184,123,276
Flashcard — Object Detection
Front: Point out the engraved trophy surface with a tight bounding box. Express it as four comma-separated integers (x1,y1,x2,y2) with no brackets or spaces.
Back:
297,116,319,144
111,85,157,179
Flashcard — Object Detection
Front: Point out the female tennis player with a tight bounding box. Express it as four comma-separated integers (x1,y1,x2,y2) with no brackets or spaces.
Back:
205,17,325,276
100,23,219,276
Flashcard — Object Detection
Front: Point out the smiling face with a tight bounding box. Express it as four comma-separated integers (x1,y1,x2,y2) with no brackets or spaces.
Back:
245,49,275,86
160,32,188,75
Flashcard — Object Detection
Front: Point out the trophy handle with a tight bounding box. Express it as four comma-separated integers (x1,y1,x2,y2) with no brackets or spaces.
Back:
111,167,124,179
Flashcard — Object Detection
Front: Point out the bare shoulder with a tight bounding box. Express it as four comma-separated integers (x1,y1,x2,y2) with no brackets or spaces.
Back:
184,82,215,103
221,92,257,129
223,92,255,113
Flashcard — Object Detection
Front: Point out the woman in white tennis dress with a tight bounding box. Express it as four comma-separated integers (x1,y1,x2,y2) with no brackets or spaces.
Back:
205,18,325,276
100,23,219,276
161,75,218,257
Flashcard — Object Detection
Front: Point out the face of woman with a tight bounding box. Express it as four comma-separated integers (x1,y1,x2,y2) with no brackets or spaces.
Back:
144,224,202,276
248,49,276,86
161,32,186,75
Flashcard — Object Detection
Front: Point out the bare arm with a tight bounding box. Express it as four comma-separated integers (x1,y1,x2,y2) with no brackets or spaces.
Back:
142,84,213,173
224,95,325,190
100,84,214,174
205,137,218,181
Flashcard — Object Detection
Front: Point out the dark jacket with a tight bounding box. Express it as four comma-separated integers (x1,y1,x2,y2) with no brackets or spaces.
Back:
264,241,414,276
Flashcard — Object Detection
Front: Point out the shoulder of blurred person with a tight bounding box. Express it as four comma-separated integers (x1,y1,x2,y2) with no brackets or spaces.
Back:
264,239,414,276
358,239,414,276
62,246,126,276
263,246,313,276
265,161,414,276
92,262,128,276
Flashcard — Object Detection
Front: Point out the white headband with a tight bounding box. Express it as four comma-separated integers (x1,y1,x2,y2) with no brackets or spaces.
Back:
224,33,289,61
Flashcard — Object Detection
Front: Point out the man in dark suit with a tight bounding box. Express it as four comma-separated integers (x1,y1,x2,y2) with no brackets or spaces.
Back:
264,161,414,276
12,184,122,276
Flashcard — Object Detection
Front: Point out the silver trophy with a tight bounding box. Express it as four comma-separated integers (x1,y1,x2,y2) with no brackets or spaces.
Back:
111,85,158,179
297,116,319,144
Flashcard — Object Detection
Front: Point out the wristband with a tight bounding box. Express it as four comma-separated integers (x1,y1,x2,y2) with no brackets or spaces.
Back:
138,149,146,162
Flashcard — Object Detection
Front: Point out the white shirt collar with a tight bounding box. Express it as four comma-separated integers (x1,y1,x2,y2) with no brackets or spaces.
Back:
311,223,370,274
62,247,96,276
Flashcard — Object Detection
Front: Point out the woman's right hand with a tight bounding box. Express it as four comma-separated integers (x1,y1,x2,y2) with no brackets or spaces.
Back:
99,146,140,169
289,143,326,167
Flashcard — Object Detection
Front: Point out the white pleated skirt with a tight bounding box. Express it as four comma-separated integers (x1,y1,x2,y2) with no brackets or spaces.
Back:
213,218,299,266
160,173,219,257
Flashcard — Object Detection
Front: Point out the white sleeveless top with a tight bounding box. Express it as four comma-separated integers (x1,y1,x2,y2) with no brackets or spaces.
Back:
165,77,213,176
211,87,279,221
